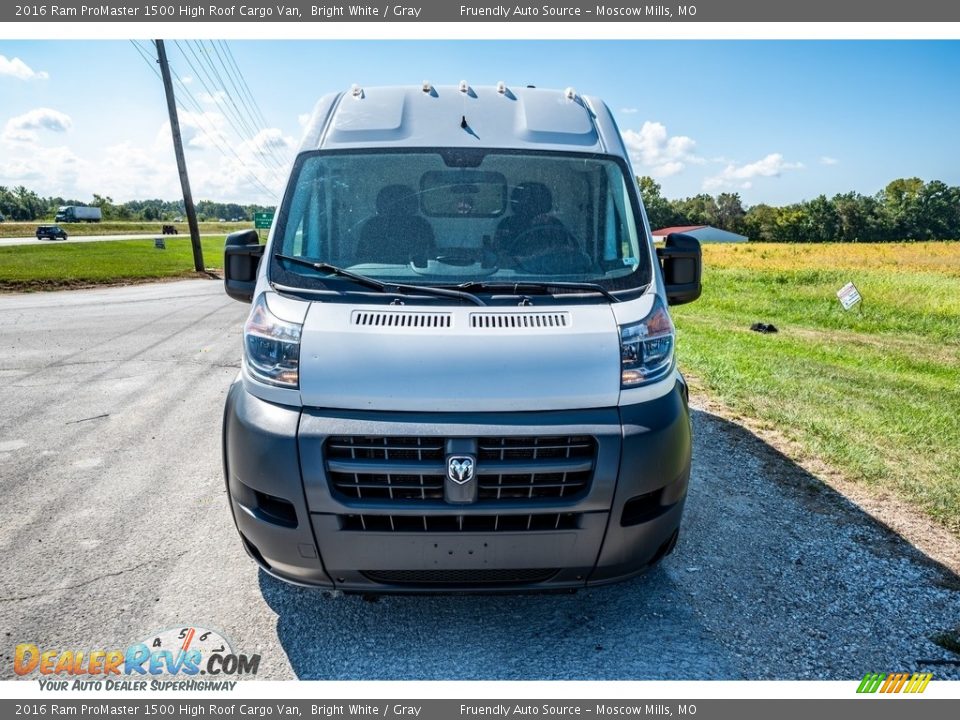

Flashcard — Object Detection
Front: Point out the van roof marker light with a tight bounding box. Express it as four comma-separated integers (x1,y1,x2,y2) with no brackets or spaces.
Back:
459,80,470,94
350,84,364,99
496,81,507,94
421,81,432,94
564,87,577,100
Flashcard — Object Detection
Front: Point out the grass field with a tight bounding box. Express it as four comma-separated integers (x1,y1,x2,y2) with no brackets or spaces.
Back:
0,221,250,238
672,242,960,533
0,236,227,290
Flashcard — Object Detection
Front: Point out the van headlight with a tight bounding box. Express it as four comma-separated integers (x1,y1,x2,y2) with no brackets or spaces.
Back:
619,296,675,387
243,294,302,388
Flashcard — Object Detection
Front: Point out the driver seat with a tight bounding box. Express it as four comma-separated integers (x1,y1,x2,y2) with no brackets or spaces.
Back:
356,185,435,264
494,182,568,260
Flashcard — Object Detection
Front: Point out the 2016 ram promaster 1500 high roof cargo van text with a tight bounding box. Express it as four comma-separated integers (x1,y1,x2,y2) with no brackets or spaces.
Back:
221,83,702,592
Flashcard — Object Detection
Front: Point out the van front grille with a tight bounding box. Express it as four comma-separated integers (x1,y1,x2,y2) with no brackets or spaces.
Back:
339,512,581,532
325,435,596,503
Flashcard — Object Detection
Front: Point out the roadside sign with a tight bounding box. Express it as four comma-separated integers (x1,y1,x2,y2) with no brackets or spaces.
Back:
254,212,274,229
837,282,862,310
154,238,166,250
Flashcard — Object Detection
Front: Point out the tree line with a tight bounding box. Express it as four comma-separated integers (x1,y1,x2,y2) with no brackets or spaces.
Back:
0,187,274,224
3,178,958,241
639,176,960,242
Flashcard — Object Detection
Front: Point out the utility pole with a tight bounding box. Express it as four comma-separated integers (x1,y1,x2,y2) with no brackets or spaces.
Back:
155,39,204,272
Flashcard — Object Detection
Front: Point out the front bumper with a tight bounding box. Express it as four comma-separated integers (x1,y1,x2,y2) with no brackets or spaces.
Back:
222,381,691,593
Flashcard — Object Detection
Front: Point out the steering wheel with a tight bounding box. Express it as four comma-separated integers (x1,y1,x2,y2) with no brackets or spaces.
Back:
510,225,594,275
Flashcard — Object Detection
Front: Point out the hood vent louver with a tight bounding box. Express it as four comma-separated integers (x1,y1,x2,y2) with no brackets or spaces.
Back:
470,312,570,329
352,310,452,328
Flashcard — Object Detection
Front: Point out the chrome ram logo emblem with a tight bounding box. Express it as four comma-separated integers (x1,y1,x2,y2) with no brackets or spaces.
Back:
447,456,475,485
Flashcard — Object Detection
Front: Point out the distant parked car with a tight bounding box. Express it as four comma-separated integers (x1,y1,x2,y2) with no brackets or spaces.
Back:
162,224,178,235
36,225,68,241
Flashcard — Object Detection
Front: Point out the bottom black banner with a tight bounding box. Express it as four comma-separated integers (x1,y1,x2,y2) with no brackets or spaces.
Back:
1,699,957,720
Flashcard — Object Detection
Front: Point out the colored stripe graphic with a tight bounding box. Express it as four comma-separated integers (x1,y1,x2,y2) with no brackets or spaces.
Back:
905,673,933,693
857,673,885,693
857,672,932,694
891,673,909,693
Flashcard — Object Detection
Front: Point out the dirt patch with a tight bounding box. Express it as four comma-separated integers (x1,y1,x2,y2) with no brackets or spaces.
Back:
0,270,222,294
688,376,960,577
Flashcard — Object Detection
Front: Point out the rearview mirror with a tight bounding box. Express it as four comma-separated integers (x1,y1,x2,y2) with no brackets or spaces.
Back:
224,229,264,303
656,233,702,305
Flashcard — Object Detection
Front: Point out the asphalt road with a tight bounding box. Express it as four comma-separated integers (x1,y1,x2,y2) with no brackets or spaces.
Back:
0,233,222,248
1,280,958,680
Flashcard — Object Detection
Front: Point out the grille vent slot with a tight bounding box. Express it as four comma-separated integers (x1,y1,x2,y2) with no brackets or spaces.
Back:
340,513,581,533
361,568,558,586
470,312,570,329
352,311,452,328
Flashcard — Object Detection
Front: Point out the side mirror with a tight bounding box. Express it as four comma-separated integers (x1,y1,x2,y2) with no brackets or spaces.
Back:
224,229,264,303
656,233,702,305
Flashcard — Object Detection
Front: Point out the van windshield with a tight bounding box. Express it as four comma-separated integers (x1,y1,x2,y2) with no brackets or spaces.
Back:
270,149,650,293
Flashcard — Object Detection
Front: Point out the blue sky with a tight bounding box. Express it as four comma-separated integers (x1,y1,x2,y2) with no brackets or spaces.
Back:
1,40,959,205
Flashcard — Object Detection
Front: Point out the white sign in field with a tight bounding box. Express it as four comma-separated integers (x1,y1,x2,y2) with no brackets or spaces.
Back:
837,282,862,310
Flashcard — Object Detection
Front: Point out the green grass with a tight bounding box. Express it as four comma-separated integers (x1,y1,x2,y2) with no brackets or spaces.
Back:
0,221,250,238
672,242,960,533
0,236,228,289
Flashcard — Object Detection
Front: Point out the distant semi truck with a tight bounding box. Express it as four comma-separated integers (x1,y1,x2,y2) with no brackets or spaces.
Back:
55,206,102,223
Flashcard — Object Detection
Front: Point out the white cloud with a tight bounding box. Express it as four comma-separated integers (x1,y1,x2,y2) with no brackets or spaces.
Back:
197,90,228,105
180,75,193,85
0,55,49,81
240,128,293,158
621,121,702,179
1,107,288,203
2,108,72,143
619,107,638,114
654,161,684,178
820,156,839,166
155,109,229,151
704,153,804,191
0,145,85,195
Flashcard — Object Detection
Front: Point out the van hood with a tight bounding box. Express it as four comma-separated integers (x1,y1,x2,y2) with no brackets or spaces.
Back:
297,302,622,412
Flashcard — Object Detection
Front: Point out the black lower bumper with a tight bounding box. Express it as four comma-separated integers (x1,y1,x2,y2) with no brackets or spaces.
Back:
222,380,692,593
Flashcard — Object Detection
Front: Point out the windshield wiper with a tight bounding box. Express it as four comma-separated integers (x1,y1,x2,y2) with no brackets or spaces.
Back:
455,281,623,303
274,254,486,306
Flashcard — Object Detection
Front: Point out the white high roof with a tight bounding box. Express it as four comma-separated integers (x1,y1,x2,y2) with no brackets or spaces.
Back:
298,84,627,156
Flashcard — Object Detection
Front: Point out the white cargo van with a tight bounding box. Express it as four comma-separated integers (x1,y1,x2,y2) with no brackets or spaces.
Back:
222,83,701,592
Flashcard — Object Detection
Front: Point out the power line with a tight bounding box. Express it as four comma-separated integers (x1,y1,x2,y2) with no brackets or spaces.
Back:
220,41,272,131
129,41,279,201
129,39,161,79
169,42,285,190
206,40,289,174
175,40,288,179
186,40,261,148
